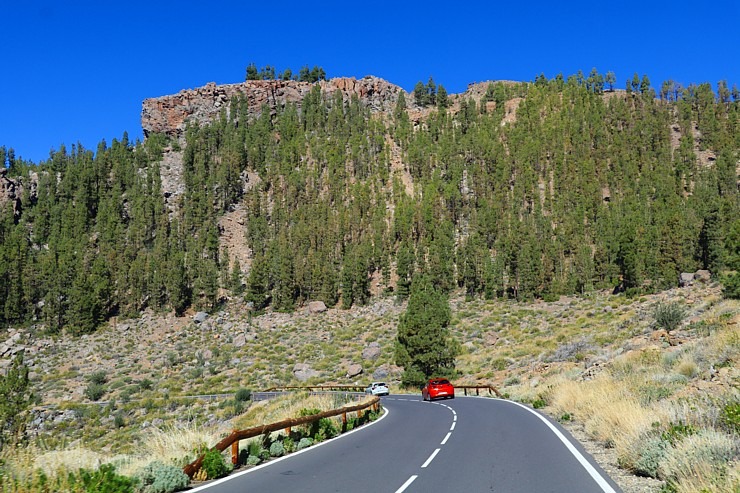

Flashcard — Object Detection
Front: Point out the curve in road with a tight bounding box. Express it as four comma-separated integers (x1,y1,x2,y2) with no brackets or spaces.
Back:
191,395,623,493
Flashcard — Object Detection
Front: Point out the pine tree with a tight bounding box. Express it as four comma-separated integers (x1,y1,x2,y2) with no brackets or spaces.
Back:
395,275,459,386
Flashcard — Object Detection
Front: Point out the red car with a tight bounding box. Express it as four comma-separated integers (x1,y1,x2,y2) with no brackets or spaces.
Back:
422,379,455,401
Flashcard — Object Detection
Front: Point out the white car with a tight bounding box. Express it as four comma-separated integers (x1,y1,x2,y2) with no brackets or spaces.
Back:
365,382,389,396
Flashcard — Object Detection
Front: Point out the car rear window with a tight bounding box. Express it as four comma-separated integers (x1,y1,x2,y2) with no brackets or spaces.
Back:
431,379,450,385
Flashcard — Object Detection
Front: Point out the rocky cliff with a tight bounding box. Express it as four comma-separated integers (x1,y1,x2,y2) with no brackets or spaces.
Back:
141,76,408,140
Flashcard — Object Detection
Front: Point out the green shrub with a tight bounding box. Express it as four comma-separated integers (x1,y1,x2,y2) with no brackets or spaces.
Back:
235,388,252,402
77,464,135,493
269,441,285,457
282,437,295,453
296,437,313,451
245,455,261,466
136,461,189,493
721,401,740,433
85,383,106,401
721,272,740,299
139,378,154,391
200,449,231,480
88,371,109,385
653,302,687,333
661,421,697,445
632,433,669,478
531,398,546,409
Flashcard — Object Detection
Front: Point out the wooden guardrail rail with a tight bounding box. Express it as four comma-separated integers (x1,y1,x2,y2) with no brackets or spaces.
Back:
261,384,367,392
183,396,381,478
455,384,502,398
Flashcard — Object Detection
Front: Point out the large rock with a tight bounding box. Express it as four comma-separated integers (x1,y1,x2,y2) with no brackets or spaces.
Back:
361,342,381,361
193,312,209,324
679,272,695,286
695,270,711,283
346,364,363,378
233,333,247,348
293,363,319,382
308,301,327,314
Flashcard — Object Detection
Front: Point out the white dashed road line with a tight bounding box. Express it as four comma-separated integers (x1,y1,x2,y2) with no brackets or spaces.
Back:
395,475,418,493
421,448,441,468
393,397,458,492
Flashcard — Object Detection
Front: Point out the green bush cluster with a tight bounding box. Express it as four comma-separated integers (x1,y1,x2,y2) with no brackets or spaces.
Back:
296,437,313,450
77,464,135,493
721,401,740,433
200,449,231,480
653,302,687,333
268,441,285,457
135,461,189,493
84,383,106,401
631,433,668,478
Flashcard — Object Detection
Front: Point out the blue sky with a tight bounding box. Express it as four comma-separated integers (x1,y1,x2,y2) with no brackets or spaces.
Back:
2,1,739,164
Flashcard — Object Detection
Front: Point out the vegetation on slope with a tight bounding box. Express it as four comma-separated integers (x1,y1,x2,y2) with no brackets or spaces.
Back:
1,71,737,334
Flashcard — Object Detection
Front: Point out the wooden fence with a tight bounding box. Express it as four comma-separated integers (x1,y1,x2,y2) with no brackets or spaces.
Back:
183,396,381,478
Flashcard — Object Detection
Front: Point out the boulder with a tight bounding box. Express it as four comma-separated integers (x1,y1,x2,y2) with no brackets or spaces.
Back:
695,270,711,283
484,331,499,346
293,363,319,382
679,272,695,287
193,312,209,324
308,301,327,314
372,366,389,380
233,333,247,348
346,364,363,378
361,342,381,361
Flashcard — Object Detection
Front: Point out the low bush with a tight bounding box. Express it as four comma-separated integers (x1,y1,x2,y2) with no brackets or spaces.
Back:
78,464,135,493
296,437,313,451
653,302,687,333
629,432,668,478
721,401,740,433
200,449,231,480
234,388,252,402
85,383,106,401
269,441,284,457
135,461,189,493
88,371,109,385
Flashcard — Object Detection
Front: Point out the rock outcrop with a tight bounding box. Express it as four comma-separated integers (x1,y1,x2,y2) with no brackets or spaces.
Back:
0,168,38,219
141,76,408,140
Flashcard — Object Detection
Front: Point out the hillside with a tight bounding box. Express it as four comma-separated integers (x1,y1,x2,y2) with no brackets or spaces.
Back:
2,72,737,332
0,71,738,491
2,278,737,492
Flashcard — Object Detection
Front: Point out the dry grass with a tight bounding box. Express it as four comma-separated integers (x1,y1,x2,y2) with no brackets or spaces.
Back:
659,430,739,493
547,376,664,449
231,392,374,431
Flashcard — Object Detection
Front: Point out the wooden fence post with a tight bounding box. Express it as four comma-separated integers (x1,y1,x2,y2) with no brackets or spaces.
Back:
231,440,239,465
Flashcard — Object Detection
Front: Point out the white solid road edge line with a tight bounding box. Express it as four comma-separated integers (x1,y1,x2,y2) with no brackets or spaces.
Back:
421,448,441,468
473,397,618,493
395,475,418,493
188,404,391,492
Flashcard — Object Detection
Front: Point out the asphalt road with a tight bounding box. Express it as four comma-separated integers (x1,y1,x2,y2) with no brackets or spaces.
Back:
191,395,623,493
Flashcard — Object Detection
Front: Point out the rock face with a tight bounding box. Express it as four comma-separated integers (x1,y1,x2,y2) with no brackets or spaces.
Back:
141,76,408,140
0,168,38,219
141,76,408,208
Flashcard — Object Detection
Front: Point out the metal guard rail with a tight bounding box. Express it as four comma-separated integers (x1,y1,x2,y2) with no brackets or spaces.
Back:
183,396,381,478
